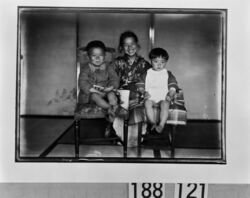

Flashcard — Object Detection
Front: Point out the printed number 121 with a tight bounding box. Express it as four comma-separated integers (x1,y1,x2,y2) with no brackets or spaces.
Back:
175,183,208,198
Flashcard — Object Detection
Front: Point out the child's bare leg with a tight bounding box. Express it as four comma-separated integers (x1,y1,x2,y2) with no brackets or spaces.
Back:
145,99,157,127
155,100,169,133
107,91,118,107
90,93,110,109
91,93,114,137
106,91,118,122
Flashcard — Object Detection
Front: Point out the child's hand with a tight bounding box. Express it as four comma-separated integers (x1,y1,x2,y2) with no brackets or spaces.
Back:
168,88,176,99
166,88,176,102
90,87,98,93
137,87,145,93
103,86,114,93
165,95,172,102
90,87,105,96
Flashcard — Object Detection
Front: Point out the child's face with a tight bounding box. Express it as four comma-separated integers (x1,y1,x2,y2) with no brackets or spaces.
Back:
123,37,138,57
151,56,167,71
89,48,105,66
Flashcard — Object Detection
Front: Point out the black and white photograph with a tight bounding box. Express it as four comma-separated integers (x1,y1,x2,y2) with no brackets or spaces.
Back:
1,0,250,191
16,7,226,163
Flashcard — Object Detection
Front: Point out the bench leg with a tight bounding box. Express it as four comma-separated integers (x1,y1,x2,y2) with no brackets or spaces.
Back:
170,125,176,158
123,119,128,158
75,119,80,158
137,122,143,158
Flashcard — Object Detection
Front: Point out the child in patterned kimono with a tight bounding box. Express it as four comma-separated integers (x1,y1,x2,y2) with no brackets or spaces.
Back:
113,31,151,98
140,48,179,133
112,31,151,146
78,40,120,125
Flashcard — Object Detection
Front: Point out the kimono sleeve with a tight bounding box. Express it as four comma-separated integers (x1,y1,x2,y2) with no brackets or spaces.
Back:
168,71,179,91
78,66,92,95
107,65,120,89
135,71,147,90
144,60,152,70
137,59,151,76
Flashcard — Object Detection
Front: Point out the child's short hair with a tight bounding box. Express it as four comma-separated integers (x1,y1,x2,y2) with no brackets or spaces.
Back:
149,48,169,61
118,31,139,53
85,40,107,56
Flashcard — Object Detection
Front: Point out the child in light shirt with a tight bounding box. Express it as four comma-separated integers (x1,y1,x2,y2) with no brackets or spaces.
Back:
139,48,179,133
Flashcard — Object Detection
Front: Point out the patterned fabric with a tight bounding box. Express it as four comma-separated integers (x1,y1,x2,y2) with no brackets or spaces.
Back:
75,90,187,124
166,90,187,125
111,54,151,95
111,54,151,147
128,89,187,125
75,90,126,119
111,54,151,123
167,109,187,125
111,54,152,122
113,89,187,147
74,103,105,119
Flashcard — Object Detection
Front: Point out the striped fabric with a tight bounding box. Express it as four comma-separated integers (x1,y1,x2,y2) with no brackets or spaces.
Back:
128,89,187,125
167,90,187,125
167,108,187,125
75,90,187,126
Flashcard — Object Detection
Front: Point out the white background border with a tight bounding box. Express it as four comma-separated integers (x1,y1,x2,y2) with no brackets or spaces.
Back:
0,0,250,183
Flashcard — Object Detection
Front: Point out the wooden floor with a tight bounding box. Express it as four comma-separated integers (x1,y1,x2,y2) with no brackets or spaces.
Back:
18,117,222,159
45,144,220,159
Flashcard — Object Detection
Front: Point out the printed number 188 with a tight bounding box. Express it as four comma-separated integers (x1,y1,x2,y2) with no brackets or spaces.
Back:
129,183,165,198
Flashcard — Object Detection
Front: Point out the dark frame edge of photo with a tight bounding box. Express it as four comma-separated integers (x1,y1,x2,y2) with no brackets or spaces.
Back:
15,6,22,163
15,6,228,164
221,9,228,165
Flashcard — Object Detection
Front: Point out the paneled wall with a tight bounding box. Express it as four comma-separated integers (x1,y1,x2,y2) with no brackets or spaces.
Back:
20,12,77,115
154,13,223,120
19,10,224,120
78,13,151,61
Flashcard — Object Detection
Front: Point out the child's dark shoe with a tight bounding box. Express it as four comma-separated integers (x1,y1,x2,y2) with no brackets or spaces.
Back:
104,123,112,138
104,123,117,138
